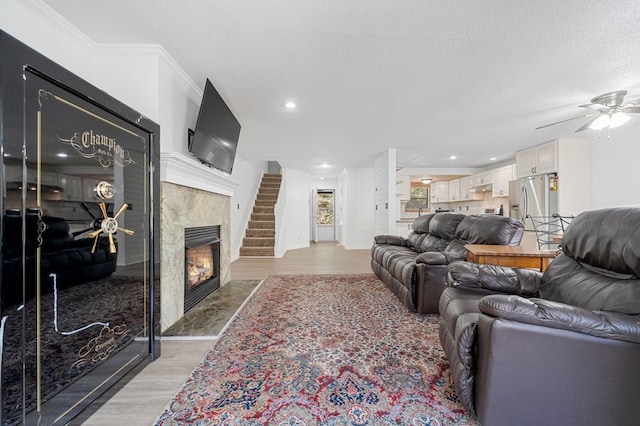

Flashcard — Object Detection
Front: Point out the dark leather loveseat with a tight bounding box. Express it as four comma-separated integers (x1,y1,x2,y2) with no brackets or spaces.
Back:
371,213,523,313
439,206,640,426
2,212,117,308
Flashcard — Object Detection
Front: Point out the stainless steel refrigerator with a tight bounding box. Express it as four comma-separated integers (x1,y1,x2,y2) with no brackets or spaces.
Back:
508,173,558,232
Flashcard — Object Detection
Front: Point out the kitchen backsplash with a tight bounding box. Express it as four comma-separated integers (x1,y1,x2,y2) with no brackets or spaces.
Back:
402,192,509,218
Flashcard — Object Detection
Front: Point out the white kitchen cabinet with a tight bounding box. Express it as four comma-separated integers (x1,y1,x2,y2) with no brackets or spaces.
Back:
460,176,483,200
492,165,515,197
447,178,461,202
431,181,449,203
516,140,558,178
473,171,492,186
516,138,591,216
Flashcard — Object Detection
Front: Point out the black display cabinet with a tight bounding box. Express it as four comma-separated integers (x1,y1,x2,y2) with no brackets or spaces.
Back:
0,31,160,424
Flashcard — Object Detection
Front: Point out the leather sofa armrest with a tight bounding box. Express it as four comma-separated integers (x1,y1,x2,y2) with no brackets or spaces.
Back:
448,261,541,296
416,251,447,265
479,295,640,344
373,235,407,246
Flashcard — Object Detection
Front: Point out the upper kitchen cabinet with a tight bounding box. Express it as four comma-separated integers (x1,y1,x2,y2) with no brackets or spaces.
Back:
492,164,515,197
516,140,558,178
460,176,483,200
473,171,492,186
431,181,449,203
447,178,461,202
516,138,591,214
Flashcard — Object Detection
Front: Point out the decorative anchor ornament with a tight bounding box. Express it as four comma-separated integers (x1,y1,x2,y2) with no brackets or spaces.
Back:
88,201,134,254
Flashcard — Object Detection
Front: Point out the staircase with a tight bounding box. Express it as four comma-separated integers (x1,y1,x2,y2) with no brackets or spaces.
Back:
239,174,281,256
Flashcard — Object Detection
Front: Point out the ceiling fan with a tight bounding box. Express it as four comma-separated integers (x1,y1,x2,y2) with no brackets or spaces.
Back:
536,90,640,132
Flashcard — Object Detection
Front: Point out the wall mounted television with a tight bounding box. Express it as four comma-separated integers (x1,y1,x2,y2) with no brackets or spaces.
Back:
188,78,241,174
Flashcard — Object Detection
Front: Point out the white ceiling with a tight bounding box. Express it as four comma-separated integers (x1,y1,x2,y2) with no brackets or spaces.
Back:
42,0,640,179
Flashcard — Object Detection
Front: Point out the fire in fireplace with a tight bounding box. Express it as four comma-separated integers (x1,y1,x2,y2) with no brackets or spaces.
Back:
184,225,221,312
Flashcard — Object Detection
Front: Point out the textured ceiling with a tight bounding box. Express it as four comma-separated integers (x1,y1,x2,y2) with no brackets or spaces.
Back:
42,0,640,179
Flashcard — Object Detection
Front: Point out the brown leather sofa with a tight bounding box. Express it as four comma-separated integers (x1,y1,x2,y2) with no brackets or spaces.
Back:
371,213,523,313
439,205,640,426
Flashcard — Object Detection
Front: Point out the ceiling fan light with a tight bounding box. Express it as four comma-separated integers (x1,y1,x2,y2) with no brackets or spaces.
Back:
589,114,611,130
609,112,630,128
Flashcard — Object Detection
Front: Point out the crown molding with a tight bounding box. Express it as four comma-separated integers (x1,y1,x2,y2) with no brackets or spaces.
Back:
18,0,201,103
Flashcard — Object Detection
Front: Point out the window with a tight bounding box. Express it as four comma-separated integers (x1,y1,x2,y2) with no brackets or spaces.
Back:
405,183,429,211
316,190,334,225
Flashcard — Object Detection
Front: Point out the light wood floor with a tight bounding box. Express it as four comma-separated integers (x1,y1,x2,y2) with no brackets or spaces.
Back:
82,242,371,425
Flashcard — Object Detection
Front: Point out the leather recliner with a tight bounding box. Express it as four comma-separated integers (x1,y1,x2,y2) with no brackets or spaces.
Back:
439,205,640,426
371,213,523,313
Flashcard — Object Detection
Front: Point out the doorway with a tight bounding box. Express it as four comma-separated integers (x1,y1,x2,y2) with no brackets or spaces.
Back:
315,189,335,241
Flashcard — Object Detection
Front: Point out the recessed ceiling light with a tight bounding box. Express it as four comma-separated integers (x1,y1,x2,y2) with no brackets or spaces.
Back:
285,101,297,109
449,155,457,160
490,157,497,161
320,177,325,180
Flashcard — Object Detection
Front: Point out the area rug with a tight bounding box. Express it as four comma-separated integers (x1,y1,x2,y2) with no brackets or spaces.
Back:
155,274,479,425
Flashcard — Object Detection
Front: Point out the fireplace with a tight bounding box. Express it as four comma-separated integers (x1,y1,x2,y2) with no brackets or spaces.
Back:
184,225,221,312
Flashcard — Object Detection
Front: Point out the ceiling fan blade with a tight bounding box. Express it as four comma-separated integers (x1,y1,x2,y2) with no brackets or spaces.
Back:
622,105,640,113
535,113,593,130
578,103,607,110
574,115,601,132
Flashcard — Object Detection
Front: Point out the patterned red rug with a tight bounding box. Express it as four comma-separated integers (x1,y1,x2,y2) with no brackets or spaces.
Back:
155,274,479,425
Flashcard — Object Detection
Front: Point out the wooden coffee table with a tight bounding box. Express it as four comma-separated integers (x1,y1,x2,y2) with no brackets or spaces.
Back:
464,244,558,272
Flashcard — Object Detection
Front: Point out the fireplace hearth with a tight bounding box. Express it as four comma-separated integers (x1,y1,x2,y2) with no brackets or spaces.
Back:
184,225,221,312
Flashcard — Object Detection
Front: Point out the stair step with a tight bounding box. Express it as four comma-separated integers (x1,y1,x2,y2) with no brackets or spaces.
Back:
240,246,275,256
255,201,276,208
249,220,275,229
257,192,278,198
259,188,280,194
242,237,275,247
253,206,273,214
246,229,275,238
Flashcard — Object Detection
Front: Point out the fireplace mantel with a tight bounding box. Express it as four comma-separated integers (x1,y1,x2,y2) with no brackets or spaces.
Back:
160,151,240,196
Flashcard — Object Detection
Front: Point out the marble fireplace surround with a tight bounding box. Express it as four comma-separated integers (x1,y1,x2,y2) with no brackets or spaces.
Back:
160,152,239,331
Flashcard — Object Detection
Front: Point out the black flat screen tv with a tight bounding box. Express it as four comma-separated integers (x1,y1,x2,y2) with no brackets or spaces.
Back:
188,78,241,174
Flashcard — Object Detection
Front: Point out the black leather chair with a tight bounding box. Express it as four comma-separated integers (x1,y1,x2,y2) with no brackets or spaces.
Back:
439,206,640,426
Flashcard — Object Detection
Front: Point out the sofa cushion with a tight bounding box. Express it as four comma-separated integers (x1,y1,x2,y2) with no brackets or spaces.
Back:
429,213,465,240
540,254,640,315
411,214,435,233
561,205,640,278
406,232,427,251
453,214,524,246
418,234,450,252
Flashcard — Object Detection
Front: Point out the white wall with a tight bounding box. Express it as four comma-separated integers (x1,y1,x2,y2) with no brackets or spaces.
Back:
277,168,311,253
590,124,640,208
373,149,396,236
340,168,375,249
